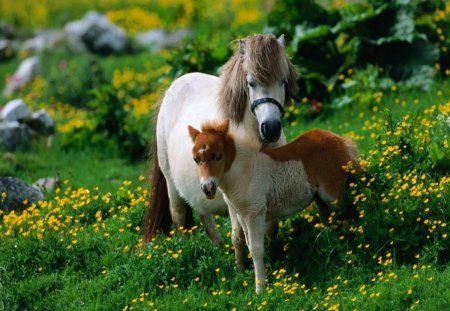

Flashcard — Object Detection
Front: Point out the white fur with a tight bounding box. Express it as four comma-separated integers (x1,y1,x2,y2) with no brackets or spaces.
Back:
218,139,315,293
156,72,286,244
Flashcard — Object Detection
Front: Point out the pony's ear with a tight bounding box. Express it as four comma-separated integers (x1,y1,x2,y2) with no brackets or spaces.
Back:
188,125,200,142
239,39,246,54
277,34,285,47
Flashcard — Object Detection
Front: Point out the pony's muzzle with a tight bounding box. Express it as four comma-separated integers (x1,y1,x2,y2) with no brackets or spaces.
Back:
261,120,281,143
201,179,217,200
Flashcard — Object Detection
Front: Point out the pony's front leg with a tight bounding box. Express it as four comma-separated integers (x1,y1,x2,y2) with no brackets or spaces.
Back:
243,209,266,294
228,206,245,270
199,214,224,245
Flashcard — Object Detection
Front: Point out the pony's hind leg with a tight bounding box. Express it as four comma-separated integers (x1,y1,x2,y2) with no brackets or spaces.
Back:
200,214,224,245
166,180,189,230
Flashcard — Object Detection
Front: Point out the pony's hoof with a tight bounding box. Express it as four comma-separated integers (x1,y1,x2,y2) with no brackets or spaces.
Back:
211,236,225,246
236,261,245,271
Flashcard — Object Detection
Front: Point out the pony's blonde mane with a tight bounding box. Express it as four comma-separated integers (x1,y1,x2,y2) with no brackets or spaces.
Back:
218,34,298,124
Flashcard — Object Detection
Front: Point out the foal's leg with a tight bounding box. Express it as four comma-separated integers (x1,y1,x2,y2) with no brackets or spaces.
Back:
242,209,266,294
200,214,224,245
228,207,246,270
314,194,332,222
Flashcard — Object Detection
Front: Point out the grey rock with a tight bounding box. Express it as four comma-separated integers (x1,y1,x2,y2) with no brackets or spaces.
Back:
2,56,40,97
64,11,129,54
134,28,192,51
0,121,30,151
1,99,30,121
22,30,65,53
0,177,44,214
25,109,55,136
32,177,60,192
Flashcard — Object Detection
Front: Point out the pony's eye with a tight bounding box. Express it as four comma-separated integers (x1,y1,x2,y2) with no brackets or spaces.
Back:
193,157,200,164
248,80,256,88
216,154,222,161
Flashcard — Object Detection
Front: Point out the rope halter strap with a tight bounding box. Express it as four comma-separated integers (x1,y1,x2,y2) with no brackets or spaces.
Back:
250,97,285,116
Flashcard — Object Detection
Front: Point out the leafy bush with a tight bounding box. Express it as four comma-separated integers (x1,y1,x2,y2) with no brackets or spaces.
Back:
39,48,106,108
60,84,151,161
268,0,449,103
165,34,233,79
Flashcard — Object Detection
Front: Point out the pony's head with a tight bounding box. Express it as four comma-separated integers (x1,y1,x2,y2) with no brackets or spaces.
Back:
218,34,298,143
188,120,236,200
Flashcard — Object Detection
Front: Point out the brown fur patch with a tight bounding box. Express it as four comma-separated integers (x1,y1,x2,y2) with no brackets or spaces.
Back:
191,121,236,172
262,129,359,202
218,34,298,124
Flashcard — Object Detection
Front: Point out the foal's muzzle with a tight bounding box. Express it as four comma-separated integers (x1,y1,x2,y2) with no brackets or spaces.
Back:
201,180,217,200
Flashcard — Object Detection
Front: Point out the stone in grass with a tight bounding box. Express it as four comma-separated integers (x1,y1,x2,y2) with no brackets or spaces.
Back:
1,98,30,122
32,177,60,193
0,121,30,151
0,176,44,214
25,109,55,136
65,11,129,55
2,56,39,97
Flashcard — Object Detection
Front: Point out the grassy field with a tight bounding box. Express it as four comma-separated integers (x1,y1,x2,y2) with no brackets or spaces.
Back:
1,76,449,310
1,1,450,310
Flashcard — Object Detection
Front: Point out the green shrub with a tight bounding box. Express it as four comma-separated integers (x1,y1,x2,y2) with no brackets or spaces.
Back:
165,34,232,79
60,84,150,161
39,48,106,108
268,0,449,102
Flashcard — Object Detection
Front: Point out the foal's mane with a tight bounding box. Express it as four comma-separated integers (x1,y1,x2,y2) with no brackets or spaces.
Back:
218,34,298,124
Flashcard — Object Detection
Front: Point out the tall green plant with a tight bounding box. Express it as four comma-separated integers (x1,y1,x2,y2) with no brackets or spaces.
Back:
268,0,447,102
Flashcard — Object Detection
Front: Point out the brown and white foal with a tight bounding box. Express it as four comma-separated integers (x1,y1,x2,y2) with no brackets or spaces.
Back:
188,120,359,293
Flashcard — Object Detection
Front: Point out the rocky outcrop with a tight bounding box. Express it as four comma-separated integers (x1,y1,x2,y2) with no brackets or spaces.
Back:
1,99,30,121
32,177,60,192
0,177,44,214
64,11,130,55
2,56,40,97
134,28,192,52
0,99,54,151
0,121,30,151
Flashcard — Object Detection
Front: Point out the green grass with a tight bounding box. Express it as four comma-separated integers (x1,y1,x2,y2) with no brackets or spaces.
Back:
0,141,147,193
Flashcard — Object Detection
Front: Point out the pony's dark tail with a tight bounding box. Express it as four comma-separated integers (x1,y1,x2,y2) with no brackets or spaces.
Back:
142,136,195,243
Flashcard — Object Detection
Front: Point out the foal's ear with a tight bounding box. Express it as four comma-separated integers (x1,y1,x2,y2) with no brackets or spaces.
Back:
218,119,230,136
188,125,200,142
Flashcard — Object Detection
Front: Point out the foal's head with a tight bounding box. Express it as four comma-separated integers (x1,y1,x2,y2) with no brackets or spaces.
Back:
188,120,235,200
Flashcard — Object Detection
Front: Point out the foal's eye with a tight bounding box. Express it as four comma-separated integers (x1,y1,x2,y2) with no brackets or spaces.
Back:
216,154,222,161
193,157,200,164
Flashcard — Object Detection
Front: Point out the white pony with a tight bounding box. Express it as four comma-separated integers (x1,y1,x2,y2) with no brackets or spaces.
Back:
143,34,298,244
188,120,360,293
